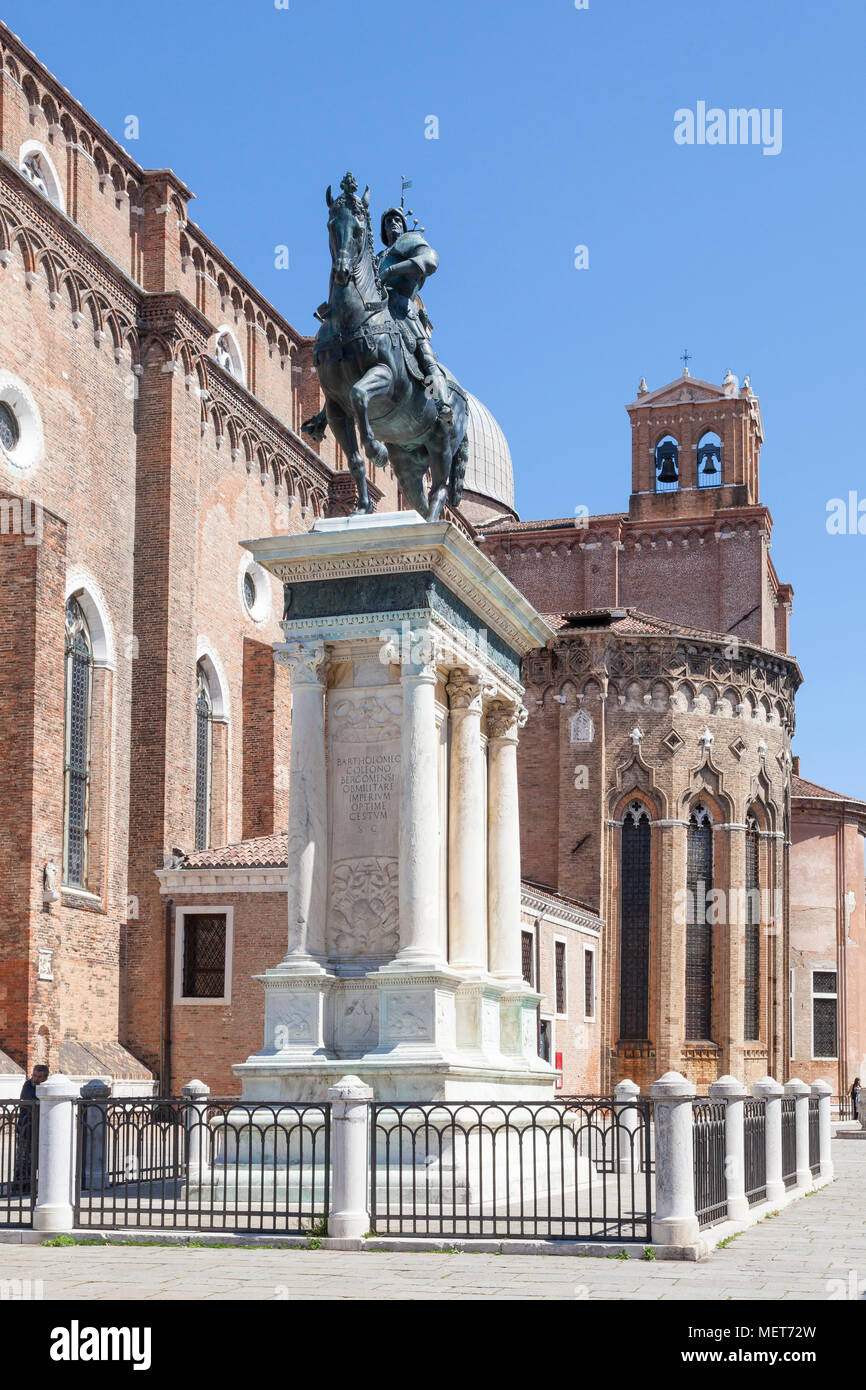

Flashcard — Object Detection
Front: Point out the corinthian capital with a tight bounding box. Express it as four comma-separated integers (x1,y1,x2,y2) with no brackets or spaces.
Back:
446,667,484,714
275,639,326,685
486,698,527,742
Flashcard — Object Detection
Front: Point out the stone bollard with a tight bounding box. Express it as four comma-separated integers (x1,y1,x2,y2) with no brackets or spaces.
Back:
613,1079,641,1173
33,1074,79,1233
811,1080,833,1181
327,1075,373,1241
709,1075,749,1223
649,1071,698,1248
182,1079,211,1189
79,1079,110,1193
785,1078,812,1189
753,1076,784,1205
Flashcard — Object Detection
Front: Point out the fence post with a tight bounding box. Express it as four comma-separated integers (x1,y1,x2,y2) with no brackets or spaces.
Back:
753,1075,784,1205
33,1074,78,1233
708,1075,748,1223
614,1078,641,1172
182,1079,211,1188
649,1070,698,1248
79,1080,110,1193
327,1075,373,1241
785,1078,811,1189
811,1080,833,1181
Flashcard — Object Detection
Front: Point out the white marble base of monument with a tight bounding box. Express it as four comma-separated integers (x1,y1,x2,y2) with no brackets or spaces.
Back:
233,513,556,1104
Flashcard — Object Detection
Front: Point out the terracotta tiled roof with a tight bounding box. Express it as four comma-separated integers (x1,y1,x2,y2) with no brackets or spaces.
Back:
545,607,755,644
480,514,626,534
792,774,866,808
179,834,289,869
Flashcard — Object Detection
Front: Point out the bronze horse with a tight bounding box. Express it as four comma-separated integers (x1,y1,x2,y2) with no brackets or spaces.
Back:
302,176,468,520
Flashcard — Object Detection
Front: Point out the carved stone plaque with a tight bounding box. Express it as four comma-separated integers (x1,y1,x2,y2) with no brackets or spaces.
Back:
328,686,401,958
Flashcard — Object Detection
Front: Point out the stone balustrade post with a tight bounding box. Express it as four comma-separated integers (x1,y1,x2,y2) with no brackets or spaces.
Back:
327,1075,374,1242
182,1079,211,1185
33,1074,78,1233
709,1074,749,1222
613,1078,641,1173
79,1079,110,1193
786,1078,811,1189
811,1080,833,1181
649,1070,698,1247
753,1075,784,1205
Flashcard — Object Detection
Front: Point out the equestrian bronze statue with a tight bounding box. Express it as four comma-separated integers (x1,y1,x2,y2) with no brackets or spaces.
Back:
302,173,468,521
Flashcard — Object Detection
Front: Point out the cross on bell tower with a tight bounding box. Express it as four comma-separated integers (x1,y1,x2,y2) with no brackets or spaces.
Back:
680,348,692,376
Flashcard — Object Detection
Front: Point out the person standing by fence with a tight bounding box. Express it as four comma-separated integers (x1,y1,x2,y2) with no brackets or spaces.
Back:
14,1064,48,1194
851,1077,861,1122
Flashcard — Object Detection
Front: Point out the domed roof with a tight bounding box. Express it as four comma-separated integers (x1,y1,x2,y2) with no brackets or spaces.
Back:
463,393,515,510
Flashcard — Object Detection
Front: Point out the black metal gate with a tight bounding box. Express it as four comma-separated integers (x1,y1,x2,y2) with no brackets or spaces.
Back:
693,1098,727,1228
369,1097,653,1242
0,1100,38,1228
74,1097,330,1234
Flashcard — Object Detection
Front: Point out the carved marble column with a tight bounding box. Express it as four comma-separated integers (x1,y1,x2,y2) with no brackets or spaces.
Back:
391,634,442,969
277,639,329,971
486,698,526,982
447,669,487,972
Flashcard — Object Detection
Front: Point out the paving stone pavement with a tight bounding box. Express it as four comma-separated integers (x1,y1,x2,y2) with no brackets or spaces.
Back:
2,1139,864,1301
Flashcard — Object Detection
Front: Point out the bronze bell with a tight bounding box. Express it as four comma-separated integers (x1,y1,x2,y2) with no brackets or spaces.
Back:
656,443,678,483
699,444,721,475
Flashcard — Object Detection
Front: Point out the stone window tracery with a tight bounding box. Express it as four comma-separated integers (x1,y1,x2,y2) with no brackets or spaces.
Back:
19,142,64,210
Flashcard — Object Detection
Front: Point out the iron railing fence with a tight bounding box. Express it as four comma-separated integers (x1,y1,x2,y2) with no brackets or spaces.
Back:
369,1097,653,1242
808,1097,820,1177
692,1098,727,1229
833,1095,856,1122
74,1097,330,1234
743,1098,767,1206
781,1097,797,1189
0,1101,38,1227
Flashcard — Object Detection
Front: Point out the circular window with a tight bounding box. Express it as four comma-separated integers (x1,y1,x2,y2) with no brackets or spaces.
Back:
243,570,256,612
0,372,44,473
0,402,19,453
239,559,271,622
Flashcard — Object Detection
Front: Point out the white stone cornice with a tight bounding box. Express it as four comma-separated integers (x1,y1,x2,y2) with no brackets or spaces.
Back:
157,867,288,894
520,886,602,935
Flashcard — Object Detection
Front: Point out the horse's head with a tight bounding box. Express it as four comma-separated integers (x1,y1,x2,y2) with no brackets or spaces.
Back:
326,173,371,287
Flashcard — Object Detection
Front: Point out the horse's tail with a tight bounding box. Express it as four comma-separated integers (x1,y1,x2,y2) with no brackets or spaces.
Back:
449,430,469,509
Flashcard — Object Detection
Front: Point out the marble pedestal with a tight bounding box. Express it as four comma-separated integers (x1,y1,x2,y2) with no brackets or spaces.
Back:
233,512,556,1104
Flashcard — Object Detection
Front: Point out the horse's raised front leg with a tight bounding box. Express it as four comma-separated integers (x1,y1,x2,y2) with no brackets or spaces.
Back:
348,364,393,470
325,398,374,514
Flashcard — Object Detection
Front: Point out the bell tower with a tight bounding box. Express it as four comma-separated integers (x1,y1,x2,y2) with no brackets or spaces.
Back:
626,369,764,522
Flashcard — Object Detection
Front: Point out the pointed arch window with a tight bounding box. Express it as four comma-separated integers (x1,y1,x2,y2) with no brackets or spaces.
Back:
194,664,214,851
654,435,679,493
620,800,651,1040
686,802,713,1040
63,598,93,887
744,813,761,1040
697,430,722,489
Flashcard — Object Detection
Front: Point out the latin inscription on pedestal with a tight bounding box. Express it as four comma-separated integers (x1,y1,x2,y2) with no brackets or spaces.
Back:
327,688,402,958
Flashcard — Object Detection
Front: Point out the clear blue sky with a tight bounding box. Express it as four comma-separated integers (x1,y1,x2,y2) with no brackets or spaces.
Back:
5,0,865,794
